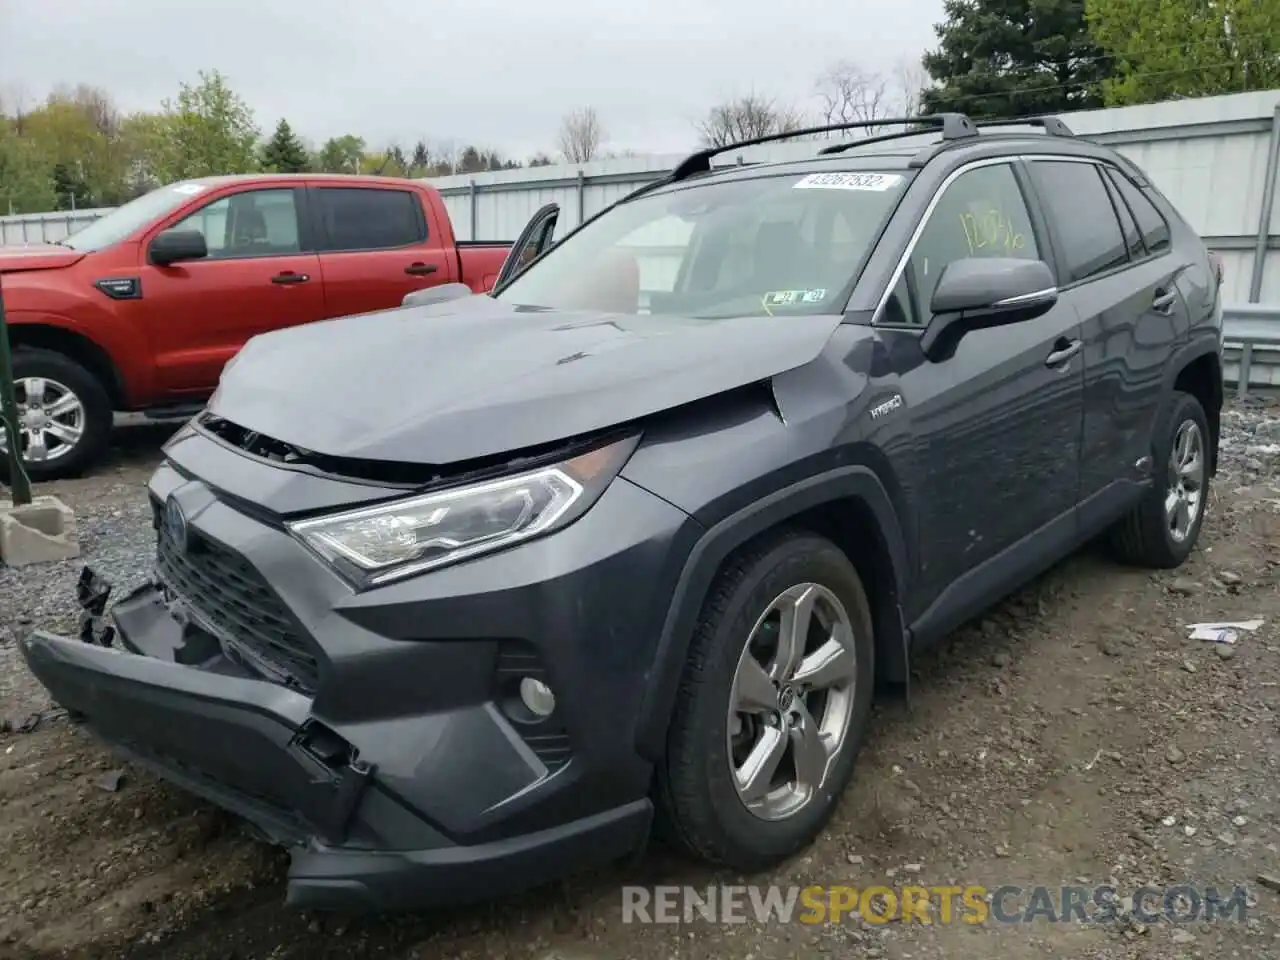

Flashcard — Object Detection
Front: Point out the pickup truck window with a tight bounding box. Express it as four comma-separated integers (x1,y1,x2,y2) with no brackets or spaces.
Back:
315,187,426,252
170,189,302,258
494,171,909,319
59,182,209,252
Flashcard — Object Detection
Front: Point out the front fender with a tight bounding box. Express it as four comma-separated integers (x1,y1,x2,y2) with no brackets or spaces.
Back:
632,465,909,760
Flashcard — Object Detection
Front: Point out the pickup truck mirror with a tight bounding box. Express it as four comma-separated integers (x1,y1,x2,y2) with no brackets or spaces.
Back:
920,257,1058,362
150,229,209,267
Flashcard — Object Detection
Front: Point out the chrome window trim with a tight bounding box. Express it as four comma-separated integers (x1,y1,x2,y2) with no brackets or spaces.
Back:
869,152,1106,326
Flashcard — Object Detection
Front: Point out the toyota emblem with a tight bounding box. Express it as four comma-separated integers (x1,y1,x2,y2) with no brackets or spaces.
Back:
165,495,189,553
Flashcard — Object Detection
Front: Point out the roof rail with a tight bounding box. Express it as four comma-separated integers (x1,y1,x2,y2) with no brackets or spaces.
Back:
817,113,978,156
667,115,978,182
973,115,1074,137
906,114,1076,168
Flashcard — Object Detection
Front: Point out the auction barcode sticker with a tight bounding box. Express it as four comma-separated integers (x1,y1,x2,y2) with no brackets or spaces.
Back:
794,172,904,191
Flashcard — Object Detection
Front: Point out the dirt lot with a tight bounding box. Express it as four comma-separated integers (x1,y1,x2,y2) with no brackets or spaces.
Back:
3,402,1280,960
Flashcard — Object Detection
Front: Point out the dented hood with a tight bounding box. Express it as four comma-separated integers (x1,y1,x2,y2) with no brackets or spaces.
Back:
0,243,86,272
207,294,842,465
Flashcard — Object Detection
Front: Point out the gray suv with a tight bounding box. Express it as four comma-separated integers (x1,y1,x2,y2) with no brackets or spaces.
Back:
22,113,1224,911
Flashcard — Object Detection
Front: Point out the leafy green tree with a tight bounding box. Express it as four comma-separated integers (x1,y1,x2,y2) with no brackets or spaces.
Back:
261,118,310,172
0,120,56,214
1086,0,1280,105
150,70,260,181
315,134,365,173
921,0,1112,118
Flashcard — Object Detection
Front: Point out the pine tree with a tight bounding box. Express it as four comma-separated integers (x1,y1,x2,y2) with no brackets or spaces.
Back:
920,0,1113,119
261,118,309,173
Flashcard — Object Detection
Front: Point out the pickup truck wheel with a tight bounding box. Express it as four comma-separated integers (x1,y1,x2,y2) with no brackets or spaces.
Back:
656,531,875,870
0,349,112,482
1109,391,1210,569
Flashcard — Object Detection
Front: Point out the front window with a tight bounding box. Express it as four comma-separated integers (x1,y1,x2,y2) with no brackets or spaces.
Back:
495,170,910,319
60,181,213,253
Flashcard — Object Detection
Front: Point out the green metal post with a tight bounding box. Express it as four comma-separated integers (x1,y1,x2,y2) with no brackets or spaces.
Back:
0,273,33,506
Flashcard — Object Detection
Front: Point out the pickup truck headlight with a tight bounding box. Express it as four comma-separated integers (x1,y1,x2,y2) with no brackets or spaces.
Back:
288,435,638,586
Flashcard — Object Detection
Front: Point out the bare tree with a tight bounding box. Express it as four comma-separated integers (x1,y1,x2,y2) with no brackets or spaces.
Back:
891,56,930,118
2,83,31,132
814,60,890,136
695,93,806,148
557,107,605,163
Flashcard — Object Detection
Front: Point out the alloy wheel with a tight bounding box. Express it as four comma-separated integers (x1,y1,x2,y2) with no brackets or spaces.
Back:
726,582,859,821
0,377,86,463
1165,419,1204,543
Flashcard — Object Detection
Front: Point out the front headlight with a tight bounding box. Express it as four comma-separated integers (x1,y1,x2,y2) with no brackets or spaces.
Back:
288,434,639,587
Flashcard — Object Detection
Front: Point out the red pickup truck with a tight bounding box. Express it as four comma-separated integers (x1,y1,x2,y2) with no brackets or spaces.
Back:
0,174,512,479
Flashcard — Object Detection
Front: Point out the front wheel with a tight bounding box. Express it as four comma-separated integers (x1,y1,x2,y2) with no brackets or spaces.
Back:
656,531,875,870
0,348,113,483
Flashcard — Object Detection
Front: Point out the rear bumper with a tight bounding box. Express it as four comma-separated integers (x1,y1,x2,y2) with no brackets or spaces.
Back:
22,616,652,911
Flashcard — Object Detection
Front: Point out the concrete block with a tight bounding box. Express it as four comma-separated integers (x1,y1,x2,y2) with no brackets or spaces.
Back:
0,496,79,567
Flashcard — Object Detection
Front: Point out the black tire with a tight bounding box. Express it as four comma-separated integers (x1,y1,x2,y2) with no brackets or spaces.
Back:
655,530,875,871
1109,390,1211,569
0,348,113,483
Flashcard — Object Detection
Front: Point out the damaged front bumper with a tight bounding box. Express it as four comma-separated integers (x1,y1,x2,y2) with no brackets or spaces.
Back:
20,568,651,911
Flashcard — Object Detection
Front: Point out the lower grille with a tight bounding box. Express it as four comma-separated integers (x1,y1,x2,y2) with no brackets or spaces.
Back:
152,499,321,694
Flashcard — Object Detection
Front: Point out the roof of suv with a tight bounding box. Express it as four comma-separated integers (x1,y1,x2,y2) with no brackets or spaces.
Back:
634,112,1129,198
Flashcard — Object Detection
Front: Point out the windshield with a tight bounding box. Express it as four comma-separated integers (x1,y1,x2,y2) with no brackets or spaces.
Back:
496,170,909,319
61,181,211,252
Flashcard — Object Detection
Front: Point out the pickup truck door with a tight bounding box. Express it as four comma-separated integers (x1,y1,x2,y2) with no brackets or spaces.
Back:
140,185,326,397
309,184,455,317
495,203,560,290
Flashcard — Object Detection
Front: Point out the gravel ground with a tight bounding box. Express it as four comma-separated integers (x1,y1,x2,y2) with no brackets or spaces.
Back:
3,402,1280,959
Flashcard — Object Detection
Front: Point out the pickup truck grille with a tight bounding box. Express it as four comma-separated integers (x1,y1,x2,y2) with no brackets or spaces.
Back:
152,500,320,694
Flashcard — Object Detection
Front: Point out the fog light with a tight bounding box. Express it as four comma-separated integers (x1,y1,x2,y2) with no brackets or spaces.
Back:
519,677,556,717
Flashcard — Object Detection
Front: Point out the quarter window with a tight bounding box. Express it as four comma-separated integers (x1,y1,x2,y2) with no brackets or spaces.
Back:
1105,168,1171,254
1027,161,1127,283
169,189,301,259
315,187,425,251
881,163,1039,326
1101,172,1143,260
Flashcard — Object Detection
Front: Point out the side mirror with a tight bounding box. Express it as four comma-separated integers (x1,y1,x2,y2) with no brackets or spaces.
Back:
401,282,473,308
150,229,208,266
919,257,1058,362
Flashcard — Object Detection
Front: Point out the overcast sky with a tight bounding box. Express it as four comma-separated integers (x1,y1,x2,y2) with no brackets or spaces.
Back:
0,0,943,159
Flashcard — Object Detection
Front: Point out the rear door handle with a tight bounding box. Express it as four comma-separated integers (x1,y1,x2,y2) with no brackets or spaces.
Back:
405,262,439,276
271,271,310,285
1045,338,1082,367
1152,287,1178,314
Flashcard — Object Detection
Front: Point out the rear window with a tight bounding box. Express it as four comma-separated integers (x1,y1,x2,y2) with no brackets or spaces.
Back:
494,170,909,319
315,187,425,251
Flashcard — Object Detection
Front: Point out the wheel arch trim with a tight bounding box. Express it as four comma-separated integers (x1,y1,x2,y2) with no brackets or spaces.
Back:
633,465,910,760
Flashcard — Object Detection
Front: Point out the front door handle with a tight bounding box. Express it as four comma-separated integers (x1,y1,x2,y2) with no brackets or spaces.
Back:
405,262,439,276
1045,338,1082,368
1152,287,1178,314
271,271,310,284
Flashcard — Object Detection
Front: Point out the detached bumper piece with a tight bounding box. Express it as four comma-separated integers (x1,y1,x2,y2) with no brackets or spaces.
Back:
21,626,372,849
20,567,652,911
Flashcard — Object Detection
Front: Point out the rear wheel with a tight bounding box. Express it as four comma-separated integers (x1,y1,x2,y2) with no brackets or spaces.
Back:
0,348,113,483
656,531,875,870
1109,391,1210,568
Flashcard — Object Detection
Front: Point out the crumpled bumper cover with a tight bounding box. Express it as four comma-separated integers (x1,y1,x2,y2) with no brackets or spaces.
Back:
19,568,652,911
